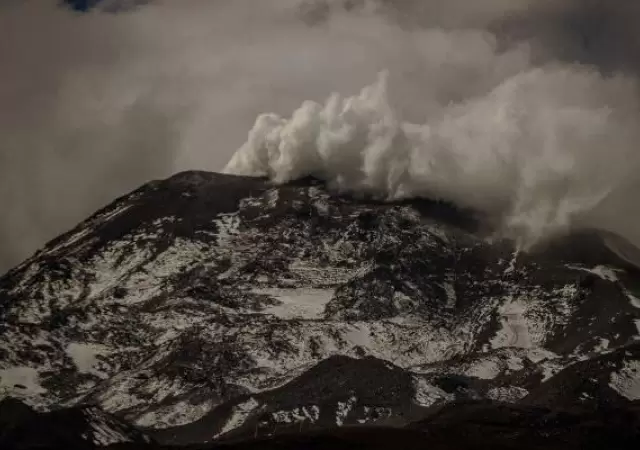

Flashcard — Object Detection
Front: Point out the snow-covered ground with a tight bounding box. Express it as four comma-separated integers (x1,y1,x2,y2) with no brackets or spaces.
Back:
252,288,334,319
1,175,638,435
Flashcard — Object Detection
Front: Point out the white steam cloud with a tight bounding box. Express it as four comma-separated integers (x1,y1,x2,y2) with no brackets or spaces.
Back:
225,1,640,249
226,66,640,248
2,0,640,272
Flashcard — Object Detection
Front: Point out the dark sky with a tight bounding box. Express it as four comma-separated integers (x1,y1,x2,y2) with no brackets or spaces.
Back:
65,0,101,11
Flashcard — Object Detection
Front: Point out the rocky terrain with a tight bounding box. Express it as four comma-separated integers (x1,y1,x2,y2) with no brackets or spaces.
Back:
5,1,636,448
0,397,154,449
0,171,639,448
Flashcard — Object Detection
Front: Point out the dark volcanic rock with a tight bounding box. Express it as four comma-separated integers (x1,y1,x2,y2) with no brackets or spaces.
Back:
156,355,421,444
0,397,153,449
408,400,640,450
0,171,638,443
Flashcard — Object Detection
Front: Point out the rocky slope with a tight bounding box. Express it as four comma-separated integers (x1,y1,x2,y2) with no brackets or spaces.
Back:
0,171,639,446
3,398,639,450
0,397,154,449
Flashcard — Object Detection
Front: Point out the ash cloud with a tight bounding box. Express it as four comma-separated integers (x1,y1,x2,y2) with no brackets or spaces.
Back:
2,0,640,273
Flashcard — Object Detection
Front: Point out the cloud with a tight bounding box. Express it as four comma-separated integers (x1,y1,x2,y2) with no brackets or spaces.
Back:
2,0,640,272
225,0,640,249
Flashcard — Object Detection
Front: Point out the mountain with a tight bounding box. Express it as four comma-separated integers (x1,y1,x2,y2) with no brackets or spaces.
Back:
0,397,154,449
1,398,638,450
0,171,639,447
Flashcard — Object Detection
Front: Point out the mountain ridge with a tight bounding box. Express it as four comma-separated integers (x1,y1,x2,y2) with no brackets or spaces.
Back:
0,171,639,447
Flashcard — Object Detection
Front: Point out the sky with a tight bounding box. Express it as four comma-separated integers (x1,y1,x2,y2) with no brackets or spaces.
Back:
1,0,640,273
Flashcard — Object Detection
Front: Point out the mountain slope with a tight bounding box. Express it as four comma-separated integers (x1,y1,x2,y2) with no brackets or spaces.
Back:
0,397,154,449
0,171,639,444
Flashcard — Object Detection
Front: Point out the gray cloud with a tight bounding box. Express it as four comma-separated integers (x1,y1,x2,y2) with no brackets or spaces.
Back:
1,0,639,273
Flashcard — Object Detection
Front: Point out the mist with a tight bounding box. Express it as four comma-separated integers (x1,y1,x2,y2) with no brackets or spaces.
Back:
2,0,640,273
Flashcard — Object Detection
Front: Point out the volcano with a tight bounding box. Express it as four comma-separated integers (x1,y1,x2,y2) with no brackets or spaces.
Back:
0,171,638,449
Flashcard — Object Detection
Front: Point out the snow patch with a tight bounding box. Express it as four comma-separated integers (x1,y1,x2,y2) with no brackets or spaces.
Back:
491,298,531,349
357,406,393,424
46,227,94,256
272,405,320,424
593,338,610,353
540,359,566,382
569,265,620,282
412,377,451,407
66,343,110,377
344,323,373,348
0,367,47,396
90,241,152,299
610,360,640,400
443,276,456,309
504,250,520,274
266,189,279,209
392,290,418,313
465,359,501,380
626,292,640,309
336,396,357,426
217,397,260,437
253,288,334,319
215,213,241,247
486,386,529,402
288,259,359,285
525,348,560,363
84,408,133,446
136,399,214,429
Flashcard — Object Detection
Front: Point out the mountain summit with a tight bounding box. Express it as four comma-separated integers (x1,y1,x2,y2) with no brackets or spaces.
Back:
0,171,639,447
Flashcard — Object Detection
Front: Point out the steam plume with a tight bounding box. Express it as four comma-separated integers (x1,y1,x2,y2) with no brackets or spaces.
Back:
226,0,640,249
